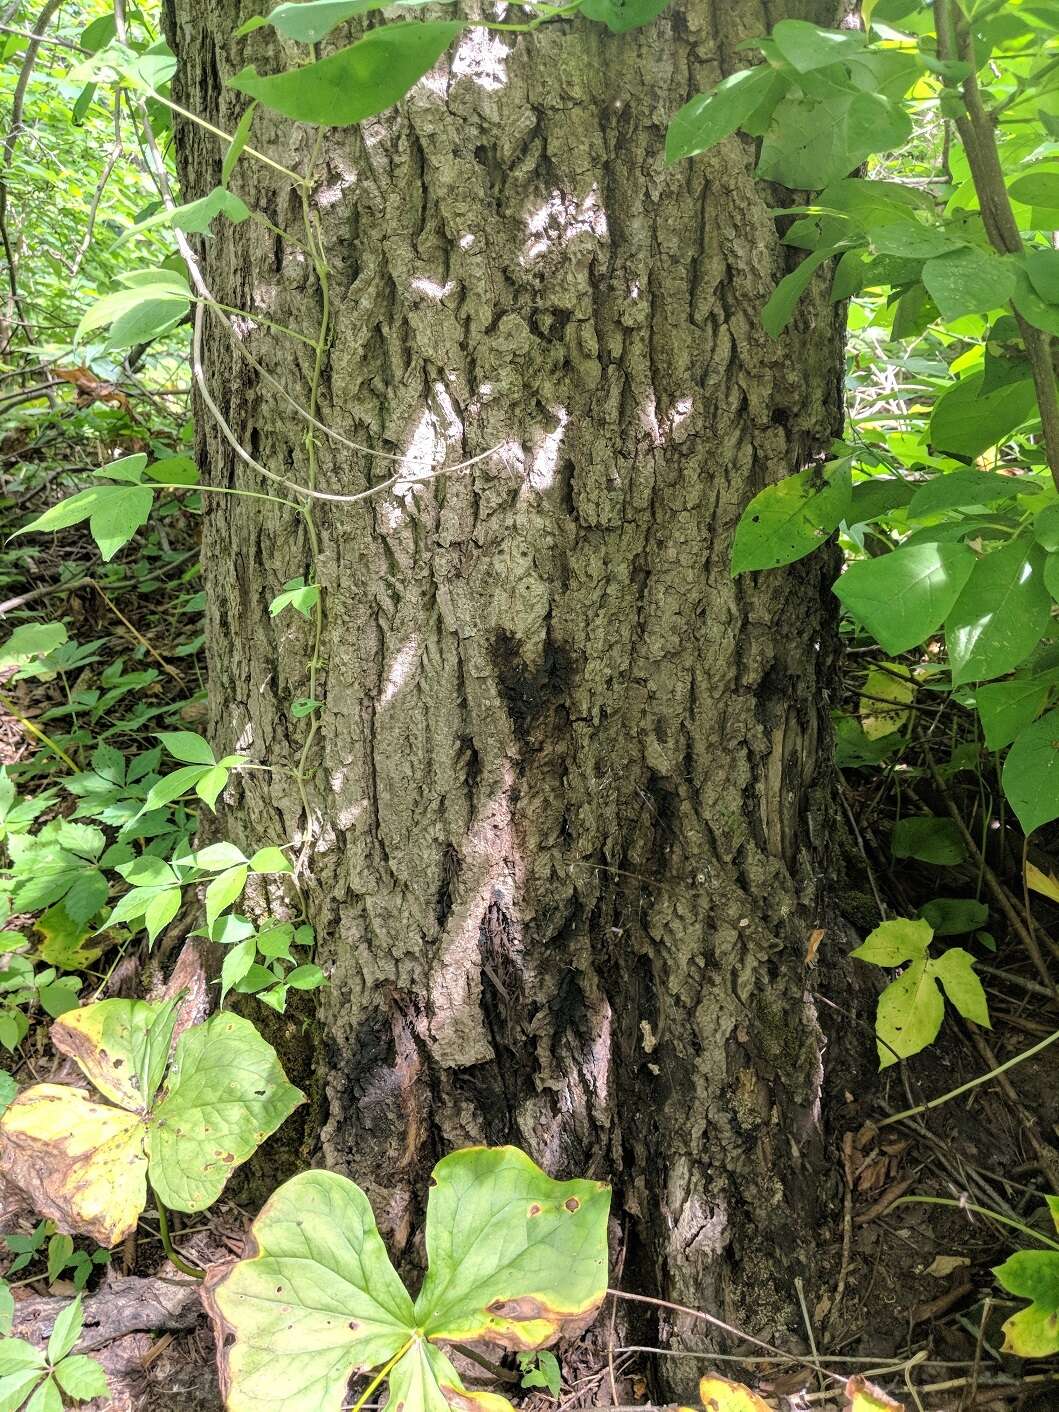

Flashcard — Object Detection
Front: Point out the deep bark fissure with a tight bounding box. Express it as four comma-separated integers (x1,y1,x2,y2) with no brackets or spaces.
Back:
165,0,847,1389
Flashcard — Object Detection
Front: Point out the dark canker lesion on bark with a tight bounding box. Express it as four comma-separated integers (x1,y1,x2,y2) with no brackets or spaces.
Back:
164,0,847,1390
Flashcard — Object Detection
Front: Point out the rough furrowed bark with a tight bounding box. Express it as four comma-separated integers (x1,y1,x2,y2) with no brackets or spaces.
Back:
165,0,845,1382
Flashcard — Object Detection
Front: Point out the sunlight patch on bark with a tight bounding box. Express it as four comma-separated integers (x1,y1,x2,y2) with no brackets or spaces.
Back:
380,635,421,707
529,407,568,491
452,27,509,91
522,187,608,265
428,762,524,1069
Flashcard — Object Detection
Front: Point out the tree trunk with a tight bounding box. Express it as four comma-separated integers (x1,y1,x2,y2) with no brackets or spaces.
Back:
165,0,845,1376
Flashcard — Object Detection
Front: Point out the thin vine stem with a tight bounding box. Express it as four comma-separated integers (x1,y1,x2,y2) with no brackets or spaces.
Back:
152,1189,205,1280
892,1195,1059,1253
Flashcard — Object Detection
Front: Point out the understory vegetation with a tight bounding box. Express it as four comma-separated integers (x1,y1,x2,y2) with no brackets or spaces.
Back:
0,0,1059,1409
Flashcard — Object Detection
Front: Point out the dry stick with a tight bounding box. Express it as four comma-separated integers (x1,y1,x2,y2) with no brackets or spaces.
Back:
922,743,1058,999
963,1019,1059,1191
605,1289,846,1388
935,0,1059,494
87,579,185,685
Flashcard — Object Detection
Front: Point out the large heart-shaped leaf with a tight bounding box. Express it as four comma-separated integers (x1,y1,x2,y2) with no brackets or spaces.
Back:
0,1001,303,1244
205,1146,610,1412
149,1014,304,1211
414,1147,610,1348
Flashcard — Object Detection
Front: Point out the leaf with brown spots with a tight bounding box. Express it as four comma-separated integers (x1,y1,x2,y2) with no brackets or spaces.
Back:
0,1084,147,1246
0,1000,303,1245
414,1146,610,1350
202,1147,609,1412
845,1375,906,1411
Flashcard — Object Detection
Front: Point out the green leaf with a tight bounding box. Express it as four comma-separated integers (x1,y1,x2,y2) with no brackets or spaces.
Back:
852,920,988,1067
240,1,389,42
931,947,990,1025
285,963,326,990
205,865,249,927
891,816,966,865
138,764,211,814
414,1147,610,1345
921,246,1015,319
994,1248,1059,1356
975,676,1052,751
52,1353,109,1401
75,272,190,347
833,543,974,655
757,91,911,190
204,1148,610,1412
25,1375,62,1412
148,1013,304,1212
116,188,250,247
946,540,1051,686
1003,709,1059,835
268,579,320,619
1033,502,1059,552
1025,248,1059,304
195,764,231,811
665,66,782,163
220,937,257,1004
579,0,669,30
248,847,292,874
731,461,851,574
47,1234,73,1285
0,1283,12,1336
907,469,1028,518
228,23,464,126
16,483,155,561
203,1169,416,1409
1009,169,1059,207
0,623,68,667
47,1295,83,1364
929,370,1037,459
762,244,847,337
222,101,258,187
194,842,247,870
770,18,864,71
156,731,215,765
921,895,990,939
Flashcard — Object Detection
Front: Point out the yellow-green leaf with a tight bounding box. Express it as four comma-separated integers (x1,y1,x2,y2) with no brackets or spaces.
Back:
0,1085,147,1245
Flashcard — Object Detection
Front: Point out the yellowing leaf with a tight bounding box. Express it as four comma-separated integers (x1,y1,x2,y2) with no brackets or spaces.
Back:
845,1375,905,1410
415,1147,611,1350
699,1373,772,1410
0,1085,146,1245
1026,860,1059,904
52,998,176,1110
859,663,914,740
206,1147,610,1412
34,907,101,969
0,999,302,1246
